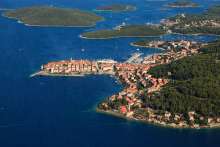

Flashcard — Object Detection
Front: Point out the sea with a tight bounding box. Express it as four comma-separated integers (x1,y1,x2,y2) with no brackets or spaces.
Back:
0,0,220,146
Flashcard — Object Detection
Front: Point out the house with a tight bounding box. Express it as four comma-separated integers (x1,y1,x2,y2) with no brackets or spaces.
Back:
120,106,127,114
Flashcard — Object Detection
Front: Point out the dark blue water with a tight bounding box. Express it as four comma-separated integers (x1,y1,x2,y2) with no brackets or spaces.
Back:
0,0,220,147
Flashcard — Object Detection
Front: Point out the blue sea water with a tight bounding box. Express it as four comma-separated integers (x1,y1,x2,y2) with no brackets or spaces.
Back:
0,0,220,147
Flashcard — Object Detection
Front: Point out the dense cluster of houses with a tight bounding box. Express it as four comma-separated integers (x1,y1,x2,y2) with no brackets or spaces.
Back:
143,40,200,65
161,14,220,29
100,62,169,117
42,60,98,74
41,59,116,75
160,19,178,27
188,20,220,28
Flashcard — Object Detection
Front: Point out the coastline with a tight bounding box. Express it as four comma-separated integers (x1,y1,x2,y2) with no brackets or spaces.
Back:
79,34,163,40
96,108,183,129
96,108,220,129
30,71,114,78
80,31,220,40
30,71,85,78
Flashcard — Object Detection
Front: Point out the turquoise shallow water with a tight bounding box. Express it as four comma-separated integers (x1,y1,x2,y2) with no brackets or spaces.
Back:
0,0,220,146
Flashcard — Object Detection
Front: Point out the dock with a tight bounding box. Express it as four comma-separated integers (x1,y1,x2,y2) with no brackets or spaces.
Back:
125,53,143,64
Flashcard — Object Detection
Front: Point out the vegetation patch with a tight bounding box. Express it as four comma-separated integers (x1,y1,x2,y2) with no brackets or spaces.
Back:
147,40,220,118
81,25,166,39
4,6,104,27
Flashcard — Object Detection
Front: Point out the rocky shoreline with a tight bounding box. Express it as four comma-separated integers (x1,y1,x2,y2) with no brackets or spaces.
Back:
96,108,220,129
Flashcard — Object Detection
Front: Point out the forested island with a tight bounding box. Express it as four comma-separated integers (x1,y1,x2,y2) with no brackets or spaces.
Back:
3,6,103,27
95,4,136,12
167,0,199,8
163,5,220,34
81,25,167,39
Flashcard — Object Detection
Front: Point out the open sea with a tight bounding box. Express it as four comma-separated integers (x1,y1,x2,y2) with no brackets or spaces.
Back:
0,0,220,146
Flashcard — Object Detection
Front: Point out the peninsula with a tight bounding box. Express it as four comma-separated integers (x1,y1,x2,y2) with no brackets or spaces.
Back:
3,6,104,27
80,25,167,39
131,40,165,49
95,4,136,12
33,40,220,129
167,0,199,8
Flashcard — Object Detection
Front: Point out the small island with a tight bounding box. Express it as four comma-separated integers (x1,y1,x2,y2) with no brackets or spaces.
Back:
3,6,104,27
80,25,167,39
167,0,199,8
95,4,136,12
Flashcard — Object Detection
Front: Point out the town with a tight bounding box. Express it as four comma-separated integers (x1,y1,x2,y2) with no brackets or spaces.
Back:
36,40,220,128
161,14,220,29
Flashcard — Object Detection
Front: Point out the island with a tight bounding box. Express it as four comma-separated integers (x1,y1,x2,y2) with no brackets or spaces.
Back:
80,25,167,39
167,0,199,8
3,6,104,27
162,5,220,35
32,39,220,129
95,4,136,12
79,5,220,40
